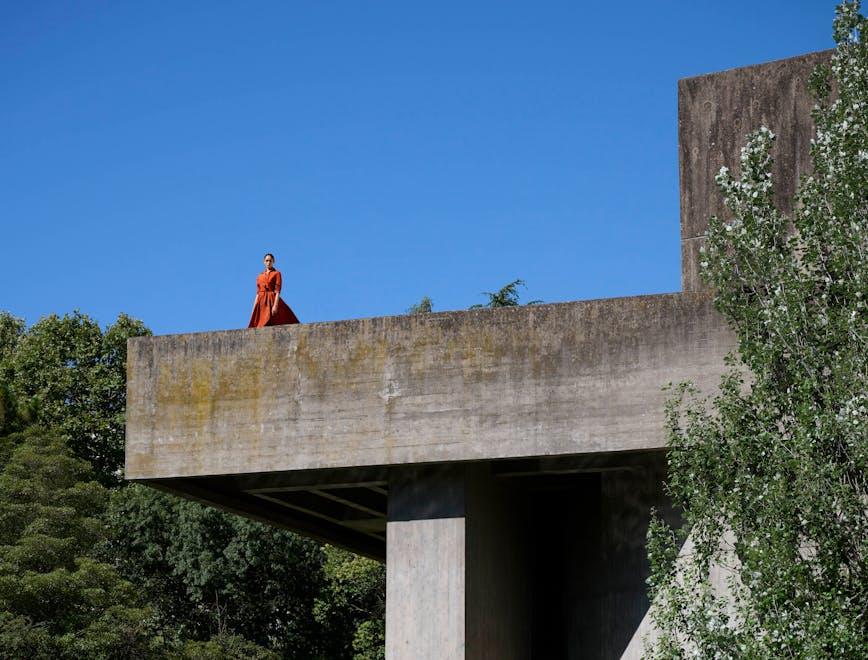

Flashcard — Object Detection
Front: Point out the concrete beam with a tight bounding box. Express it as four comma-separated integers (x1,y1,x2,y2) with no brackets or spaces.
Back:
126,292,733,482
142,476,387,559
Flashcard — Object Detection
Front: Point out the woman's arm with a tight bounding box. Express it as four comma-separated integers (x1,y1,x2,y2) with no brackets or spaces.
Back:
272,272,282,314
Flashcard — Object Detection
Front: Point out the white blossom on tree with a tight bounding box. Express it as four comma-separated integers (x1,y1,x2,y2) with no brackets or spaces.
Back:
646,2,867,657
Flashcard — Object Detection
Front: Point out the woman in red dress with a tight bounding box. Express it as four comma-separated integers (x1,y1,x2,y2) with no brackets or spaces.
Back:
248,253,300,328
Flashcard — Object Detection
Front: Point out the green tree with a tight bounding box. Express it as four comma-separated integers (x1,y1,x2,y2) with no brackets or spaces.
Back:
0,427,164,658
313,546,386,659
2,308,387,658
470,279,542,308
646,3,867,657
406,296,433,314
351,620,385,660
1,311,150,482
0,313,27,436
179,634,280,659
103,484,332,658
0,313,24,367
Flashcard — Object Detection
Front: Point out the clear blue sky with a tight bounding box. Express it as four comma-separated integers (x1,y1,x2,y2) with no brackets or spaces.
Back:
1,1,835,335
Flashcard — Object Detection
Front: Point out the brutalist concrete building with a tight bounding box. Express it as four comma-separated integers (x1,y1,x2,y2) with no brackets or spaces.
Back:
125,51,826,659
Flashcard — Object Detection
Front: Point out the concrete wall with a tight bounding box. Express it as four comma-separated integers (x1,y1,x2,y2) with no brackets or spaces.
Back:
519,456,676,658
382,455,678,660
679,50,830,290
127,292,733,481
465,466,532,659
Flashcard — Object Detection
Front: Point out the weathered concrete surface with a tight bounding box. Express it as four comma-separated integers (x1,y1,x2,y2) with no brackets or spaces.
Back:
679,50,830,290
386,465,532,660
386,517,465,659
126,292,734,481
386,468,467,659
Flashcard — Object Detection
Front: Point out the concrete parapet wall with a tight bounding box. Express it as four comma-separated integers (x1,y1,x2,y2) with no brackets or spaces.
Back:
679,50,830,290
126,292,733,481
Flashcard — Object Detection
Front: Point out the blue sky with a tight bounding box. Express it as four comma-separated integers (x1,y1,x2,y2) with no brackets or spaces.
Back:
1,1,835,335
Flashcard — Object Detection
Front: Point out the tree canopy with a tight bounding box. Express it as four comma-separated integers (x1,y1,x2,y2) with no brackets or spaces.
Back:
470,279,542,308
0,311,150,482
0,427,164,658
646,2,868,657
0,311,386,658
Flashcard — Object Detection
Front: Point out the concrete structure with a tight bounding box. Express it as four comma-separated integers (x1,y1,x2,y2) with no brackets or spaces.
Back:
679,50,829,291
126,51,824,658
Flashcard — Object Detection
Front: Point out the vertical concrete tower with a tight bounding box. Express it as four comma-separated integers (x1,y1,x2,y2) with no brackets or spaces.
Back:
125,51,826,659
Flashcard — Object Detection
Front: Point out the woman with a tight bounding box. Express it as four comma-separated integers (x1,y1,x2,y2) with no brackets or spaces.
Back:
248,253,300,328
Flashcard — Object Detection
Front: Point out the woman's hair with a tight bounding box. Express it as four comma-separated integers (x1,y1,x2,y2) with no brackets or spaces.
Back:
264,253,275,261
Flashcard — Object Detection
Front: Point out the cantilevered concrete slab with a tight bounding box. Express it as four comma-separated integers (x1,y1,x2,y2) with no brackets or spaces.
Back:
126,291,732,563
126,50,823,659
127,292,731,478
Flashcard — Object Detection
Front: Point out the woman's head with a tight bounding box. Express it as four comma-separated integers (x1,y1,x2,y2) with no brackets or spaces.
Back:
263,253,275,269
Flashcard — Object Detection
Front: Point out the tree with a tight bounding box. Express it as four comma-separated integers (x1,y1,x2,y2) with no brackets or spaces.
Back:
2,308,388,658
0,313,28,436
0,311,151,483
0,313,24,367
313,546,386,659
470,279,542,308
0,427,164,658
646,3,867,657
406,296,433,314
179,634,280,659
104,486,387,659
103,484,328,657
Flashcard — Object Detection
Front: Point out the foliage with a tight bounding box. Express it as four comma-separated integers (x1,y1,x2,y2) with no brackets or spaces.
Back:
0,313,24,374
646,3,868,657
0,313,28,436
351,619,385,660
1,307,387,658
313,545,386,659
0,311,150,482
406,295,433,314
178,634,281,659
104,486,386,658
102,484,328,657
469,279,542,308
0,427,166,659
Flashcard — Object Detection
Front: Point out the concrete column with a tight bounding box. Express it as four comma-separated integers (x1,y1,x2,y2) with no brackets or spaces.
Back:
386,465,531,660
386,466,466,660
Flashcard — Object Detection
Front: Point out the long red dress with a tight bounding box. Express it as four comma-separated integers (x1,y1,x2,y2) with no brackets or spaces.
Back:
247,269,300,328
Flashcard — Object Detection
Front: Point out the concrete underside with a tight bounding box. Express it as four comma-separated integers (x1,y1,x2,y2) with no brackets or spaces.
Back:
386,456,679,659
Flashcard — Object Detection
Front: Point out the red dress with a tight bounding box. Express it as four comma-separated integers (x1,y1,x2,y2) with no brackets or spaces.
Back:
247,269,300,328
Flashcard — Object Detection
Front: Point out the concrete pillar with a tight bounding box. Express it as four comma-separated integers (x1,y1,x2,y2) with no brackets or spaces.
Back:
386,466,466,659
386,465,531,660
